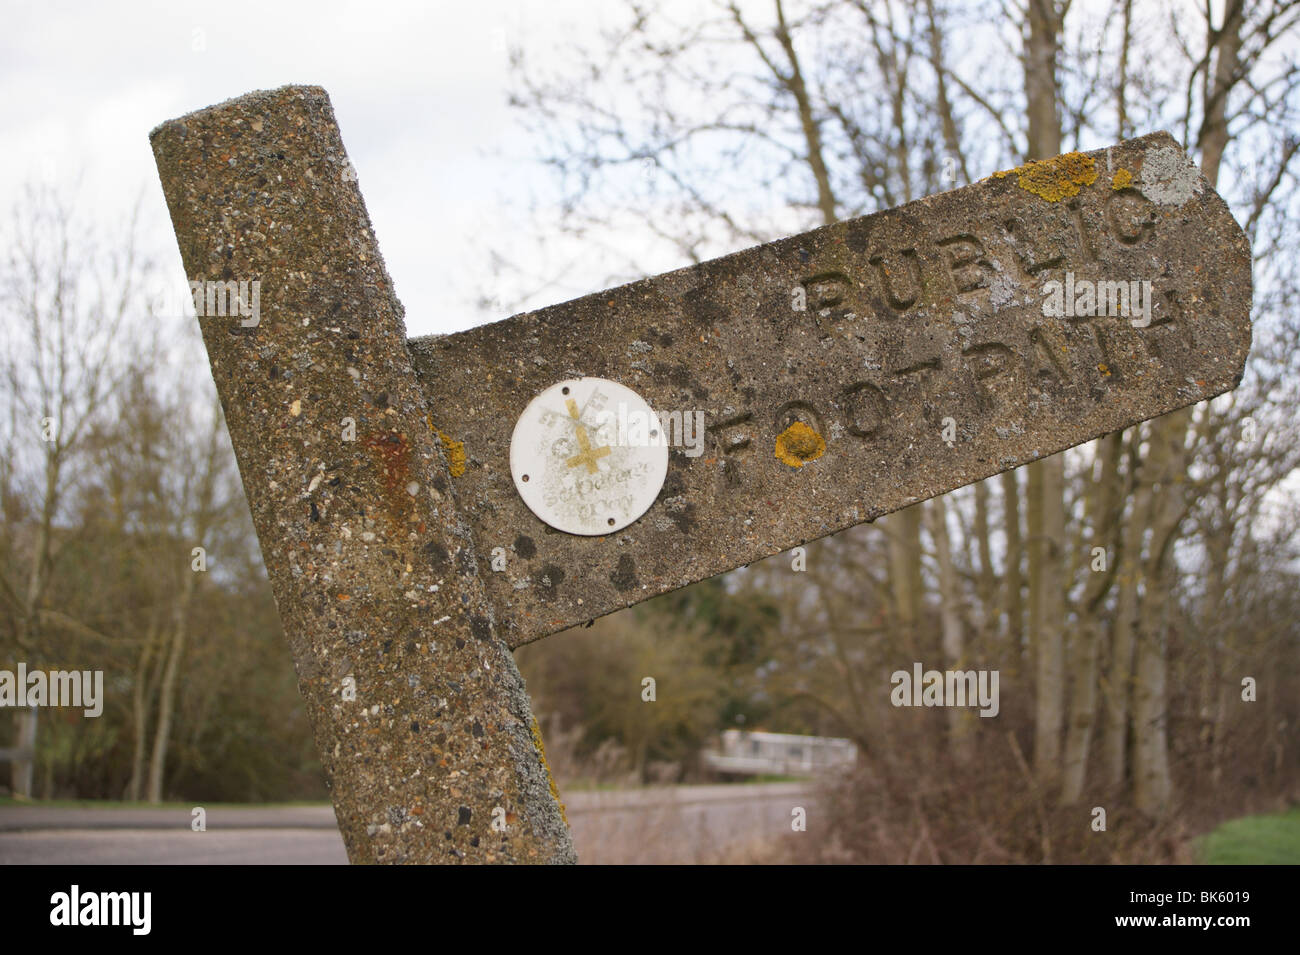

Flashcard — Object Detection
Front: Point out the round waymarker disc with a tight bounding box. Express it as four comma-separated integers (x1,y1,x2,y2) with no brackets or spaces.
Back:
509,377,669,536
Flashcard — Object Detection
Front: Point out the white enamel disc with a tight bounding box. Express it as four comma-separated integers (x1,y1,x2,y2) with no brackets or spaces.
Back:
509,377,669,536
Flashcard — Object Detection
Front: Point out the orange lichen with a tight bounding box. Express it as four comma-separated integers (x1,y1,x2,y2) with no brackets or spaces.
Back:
530,717,568,825
775,421,826,467
1112,167,1133,190
426,416,466,477
992,151,1098,201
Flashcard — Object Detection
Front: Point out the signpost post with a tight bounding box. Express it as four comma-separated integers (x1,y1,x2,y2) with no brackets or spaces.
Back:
151,85,1250,864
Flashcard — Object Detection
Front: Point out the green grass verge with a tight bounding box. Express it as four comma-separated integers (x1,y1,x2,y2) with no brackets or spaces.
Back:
1199,806,1300,864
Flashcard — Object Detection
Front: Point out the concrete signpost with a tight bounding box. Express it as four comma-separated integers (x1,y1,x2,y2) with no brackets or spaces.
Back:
150,85,1250,864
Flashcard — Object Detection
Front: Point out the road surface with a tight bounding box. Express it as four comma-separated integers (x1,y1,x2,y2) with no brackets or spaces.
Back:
0,782,814,864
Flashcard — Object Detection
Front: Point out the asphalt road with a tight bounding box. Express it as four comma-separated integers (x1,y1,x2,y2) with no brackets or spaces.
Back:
0,782,813,864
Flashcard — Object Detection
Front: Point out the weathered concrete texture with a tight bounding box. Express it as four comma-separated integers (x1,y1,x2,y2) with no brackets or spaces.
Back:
151,86,575,864
410,132,1252,647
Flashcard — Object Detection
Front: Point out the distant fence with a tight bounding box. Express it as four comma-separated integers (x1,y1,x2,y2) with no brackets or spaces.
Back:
702,729,857,777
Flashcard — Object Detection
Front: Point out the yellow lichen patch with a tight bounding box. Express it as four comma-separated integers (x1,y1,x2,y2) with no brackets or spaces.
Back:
1112,167,1133,190
426,416,466,477
775,421,826,467
530,717,568,826
993,152,1098,201
438,431,466,477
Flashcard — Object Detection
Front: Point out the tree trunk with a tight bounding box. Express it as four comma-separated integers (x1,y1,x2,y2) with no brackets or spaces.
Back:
973,480,995,637
928,497,969,759
1062,434,1121,802
1104,432,1144,788
1030,455,1067,786
1001,470,1024,648
1133,576,1173,814
145,574,194,804
1022,0,1067,791
1133,420,1183,815
145,402,225,804
1129,0,1243,817
773,0,836,225
888,505,924,658
126,617,160,802
10,707,36,799
1196,0,1244,791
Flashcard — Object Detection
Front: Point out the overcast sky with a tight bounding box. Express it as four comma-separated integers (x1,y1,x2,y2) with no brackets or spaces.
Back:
0,0,645,338
3,1,1292,342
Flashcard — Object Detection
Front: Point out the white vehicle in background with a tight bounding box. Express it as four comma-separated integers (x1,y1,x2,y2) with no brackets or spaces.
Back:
702,729,857,778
